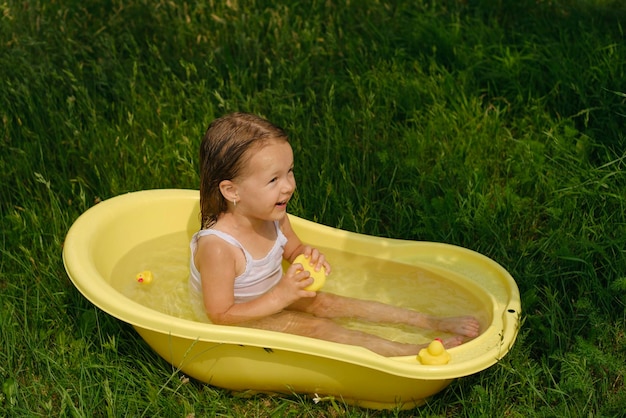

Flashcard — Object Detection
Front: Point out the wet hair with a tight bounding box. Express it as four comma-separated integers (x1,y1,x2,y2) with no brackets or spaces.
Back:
199,112,289,228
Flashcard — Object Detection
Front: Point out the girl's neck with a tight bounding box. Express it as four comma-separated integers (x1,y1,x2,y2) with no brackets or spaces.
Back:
217,212,274,238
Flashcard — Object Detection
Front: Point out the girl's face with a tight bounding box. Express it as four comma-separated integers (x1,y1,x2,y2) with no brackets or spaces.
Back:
233,139,296,222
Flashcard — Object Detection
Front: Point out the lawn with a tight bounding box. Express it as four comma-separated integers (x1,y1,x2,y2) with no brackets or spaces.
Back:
1,0,625,416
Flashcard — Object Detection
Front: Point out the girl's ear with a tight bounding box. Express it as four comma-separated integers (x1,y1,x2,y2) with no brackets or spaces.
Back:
219,180,238,202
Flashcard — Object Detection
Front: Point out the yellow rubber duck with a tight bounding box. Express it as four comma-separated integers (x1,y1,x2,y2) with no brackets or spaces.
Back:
417,338,451,365
293,254,327,292
136,270,153,284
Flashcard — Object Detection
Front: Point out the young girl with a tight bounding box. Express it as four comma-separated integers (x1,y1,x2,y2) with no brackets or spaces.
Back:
189,112,480,357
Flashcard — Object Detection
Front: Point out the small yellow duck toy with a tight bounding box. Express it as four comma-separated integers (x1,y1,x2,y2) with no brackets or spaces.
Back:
417,338,451,365
293,254,327,292
136,270,153,284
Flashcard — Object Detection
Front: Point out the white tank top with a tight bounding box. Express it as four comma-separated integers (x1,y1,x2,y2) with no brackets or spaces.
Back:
189,221,288,303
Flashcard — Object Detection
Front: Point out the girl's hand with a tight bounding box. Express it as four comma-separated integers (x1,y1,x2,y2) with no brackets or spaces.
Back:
271,263,316,306
300,246,332,275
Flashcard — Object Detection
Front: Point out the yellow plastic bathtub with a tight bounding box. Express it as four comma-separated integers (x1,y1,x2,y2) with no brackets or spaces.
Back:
63,189,521,409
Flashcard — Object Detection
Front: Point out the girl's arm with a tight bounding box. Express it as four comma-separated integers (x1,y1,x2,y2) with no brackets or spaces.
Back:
196,234,314,325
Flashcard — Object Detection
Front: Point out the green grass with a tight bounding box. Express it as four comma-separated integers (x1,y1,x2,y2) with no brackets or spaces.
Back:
2,0,626,415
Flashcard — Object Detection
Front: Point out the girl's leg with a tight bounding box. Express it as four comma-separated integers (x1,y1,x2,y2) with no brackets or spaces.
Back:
289,292,481,338
242,310,463,357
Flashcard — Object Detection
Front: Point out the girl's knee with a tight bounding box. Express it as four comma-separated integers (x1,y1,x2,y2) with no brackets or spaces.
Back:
307,292,343,316
289,292,334,315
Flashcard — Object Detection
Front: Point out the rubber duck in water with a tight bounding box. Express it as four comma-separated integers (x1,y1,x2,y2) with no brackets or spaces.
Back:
293,254,327,292
417,338,451,365
136,270,153,284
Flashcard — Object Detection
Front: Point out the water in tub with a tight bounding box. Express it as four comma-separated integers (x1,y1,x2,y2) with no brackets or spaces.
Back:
112,232,489,346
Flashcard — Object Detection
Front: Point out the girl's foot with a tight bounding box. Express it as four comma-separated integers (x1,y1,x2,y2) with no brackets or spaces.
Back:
437,315,481,338
437,335,464,348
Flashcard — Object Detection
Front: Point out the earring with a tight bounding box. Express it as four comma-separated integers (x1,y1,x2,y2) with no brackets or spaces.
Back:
233,199,237,207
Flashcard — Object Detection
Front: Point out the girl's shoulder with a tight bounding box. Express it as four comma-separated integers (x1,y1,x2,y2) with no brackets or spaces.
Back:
194,231,245,277
277,215,292,233
195,230,241,255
